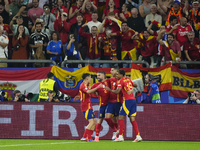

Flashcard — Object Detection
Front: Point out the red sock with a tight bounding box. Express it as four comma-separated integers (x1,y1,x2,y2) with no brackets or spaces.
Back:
131,121,139,135
87,129,94,139
83,129,89,138
118,119,125,136
114,123,118,130
105,118,115,130
95,123,102,136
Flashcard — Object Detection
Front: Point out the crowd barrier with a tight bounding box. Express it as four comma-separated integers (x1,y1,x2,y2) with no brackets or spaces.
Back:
0,102,199,141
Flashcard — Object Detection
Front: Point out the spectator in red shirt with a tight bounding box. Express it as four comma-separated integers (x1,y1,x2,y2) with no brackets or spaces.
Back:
79,23,101,68
134,28,157,67
69,0,83,24
54,11,71,44
119,4,131,22
165,15,177,35
111,21,137,68
157,31,181,62
102,0,120,20
173,17,193,49
184,31,200,69
81,0,97,23
51,0,69,20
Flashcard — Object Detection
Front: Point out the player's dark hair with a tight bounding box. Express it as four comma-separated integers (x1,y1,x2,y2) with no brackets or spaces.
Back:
147,74,154,81
169,15,177,22
167,33,174,39
118,69,125,76
47,72,54,78
97,71,106,76
82,73,91,80
112,65,120,71
122,21,128,25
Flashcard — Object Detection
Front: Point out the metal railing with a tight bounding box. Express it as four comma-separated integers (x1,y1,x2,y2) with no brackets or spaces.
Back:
0,60,57,66
165,61,200,65
61,60,150,68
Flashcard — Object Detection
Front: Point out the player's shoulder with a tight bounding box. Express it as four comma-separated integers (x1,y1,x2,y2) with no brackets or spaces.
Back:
1,34,8,39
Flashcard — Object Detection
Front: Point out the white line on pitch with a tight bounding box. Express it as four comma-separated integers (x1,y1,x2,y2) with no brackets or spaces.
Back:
0,142,86,147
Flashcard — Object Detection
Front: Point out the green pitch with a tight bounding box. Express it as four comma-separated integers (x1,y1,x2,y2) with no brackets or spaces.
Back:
0,139,199,150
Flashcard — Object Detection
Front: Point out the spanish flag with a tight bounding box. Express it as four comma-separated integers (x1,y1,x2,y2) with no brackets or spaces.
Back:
151,20,161,28
170,65,200,98
163,41,179,61
131,63,172,92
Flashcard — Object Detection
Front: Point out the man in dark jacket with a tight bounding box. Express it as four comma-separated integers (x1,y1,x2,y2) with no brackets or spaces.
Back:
69,13,88,60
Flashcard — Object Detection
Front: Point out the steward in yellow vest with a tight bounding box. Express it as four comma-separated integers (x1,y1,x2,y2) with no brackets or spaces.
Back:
38,72,59,102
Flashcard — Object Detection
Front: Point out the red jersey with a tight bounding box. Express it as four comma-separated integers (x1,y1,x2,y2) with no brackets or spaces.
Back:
139,35,157,57
118,77,135,101
107,77,123,103
51,6,68,19
83,10,92,23
79,27,101,59
173,24,193,46
183,38,200,61
120,12,131,22
166,24,173,33
79,82,92,111
91,80,110,106
116,29,136,51
103,18,121,33
69,6,82,24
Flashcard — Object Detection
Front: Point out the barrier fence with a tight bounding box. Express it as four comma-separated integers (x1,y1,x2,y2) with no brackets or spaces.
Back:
0,102,199,141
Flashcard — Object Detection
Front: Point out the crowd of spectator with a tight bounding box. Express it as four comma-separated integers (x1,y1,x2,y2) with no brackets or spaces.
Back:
0,0,199,68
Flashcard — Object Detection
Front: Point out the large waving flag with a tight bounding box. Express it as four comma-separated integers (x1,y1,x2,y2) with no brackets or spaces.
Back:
131,63,172,92
0,67,52,101
170,65,200,98
50,65,89,97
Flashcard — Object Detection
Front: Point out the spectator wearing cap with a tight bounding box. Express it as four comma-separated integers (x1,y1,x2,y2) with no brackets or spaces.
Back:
27,0,44,23
81,0,97,23
54,11,71,45
10,15,30,35
51,0,68,19
0,0,9,25
9,0,20,23
158,0,188,26
40,4,56,34
69,0,83,24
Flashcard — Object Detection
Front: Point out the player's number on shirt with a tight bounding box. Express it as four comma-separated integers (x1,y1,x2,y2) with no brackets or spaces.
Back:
125,82,133,91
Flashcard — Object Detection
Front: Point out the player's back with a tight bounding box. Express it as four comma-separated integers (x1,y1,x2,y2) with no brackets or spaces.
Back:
118,77,135,101
79,82,92,111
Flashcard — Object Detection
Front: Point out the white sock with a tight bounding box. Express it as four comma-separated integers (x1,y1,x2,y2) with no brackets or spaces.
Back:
119,135,123,139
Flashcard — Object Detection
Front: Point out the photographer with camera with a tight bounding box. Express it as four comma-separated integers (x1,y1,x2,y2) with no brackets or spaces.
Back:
142,74,161,103
0,89,8,102
47,90,71,102
13,90,30,102
183,90,200,104
38,72,59,102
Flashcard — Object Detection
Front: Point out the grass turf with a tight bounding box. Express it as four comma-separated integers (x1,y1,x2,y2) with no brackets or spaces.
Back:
0,139,199,150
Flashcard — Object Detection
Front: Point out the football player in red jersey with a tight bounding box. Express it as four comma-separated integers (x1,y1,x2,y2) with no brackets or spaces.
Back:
91,71,110,142
76,73,102,142
105,69,142,142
